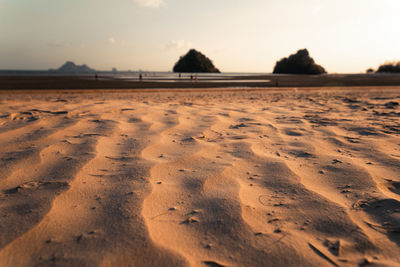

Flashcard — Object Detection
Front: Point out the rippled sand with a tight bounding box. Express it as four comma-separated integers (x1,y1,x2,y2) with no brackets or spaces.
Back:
0,87,399,266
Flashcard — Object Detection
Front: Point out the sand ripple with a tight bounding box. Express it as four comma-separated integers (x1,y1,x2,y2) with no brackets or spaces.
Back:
0,88,399,266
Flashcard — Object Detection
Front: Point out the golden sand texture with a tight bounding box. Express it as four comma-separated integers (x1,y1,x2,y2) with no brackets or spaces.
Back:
0,87,399,266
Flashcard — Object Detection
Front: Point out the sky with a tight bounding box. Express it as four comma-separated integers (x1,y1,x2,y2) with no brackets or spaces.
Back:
0,0,399,73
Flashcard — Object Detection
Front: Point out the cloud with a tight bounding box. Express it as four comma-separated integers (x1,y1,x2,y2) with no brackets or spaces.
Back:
135,0,165,8
164,39,192,51
107,37,116,45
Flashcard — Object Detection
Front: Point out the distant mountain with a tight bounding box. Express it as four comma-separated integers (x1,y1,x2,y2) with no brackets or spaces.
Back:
53,61,96,74
273,49,326,75
173,49,220,73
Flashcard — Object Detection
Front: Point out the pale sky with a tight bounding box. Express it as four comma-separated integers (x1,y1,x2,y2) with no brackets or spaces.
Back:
1,0,399,73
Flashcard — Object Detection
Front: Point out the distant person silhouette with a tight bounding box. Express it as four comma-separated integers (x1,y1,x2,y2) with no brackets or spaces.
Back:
95,73,98,80
139,74,143,81
190,75,193,81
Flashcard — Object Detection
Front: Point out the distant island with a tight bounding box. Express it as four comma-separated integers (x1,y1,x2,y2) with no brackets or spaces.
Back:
376,62,400,73
366,62,400,74
173,49,220,73
50,61,96,74
273,49,326,75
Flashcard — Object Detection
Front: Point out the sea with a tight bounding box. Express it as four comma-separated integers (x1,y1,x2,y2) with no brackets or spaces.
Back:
0,70,271,83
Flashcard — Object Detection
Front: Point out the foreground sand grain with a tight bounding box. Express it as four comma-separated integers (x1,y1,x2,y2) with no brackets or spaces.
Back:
0,87,399,266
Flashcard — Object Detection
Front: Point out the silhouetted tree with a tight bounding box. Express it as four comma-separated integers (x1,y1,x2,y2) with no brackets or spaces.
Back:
376,62,400,73
173,49,220,73
366,68,375,73
273,49,326,75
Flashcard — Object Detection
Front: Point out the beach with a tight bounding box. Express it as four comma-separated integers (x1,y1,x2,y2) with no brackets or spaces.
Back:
0,87,399,266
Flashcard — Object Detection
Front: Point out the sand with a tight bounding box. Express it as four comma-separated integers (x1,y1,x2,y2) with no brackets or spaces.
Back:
0,87,399,266
3,73,400,90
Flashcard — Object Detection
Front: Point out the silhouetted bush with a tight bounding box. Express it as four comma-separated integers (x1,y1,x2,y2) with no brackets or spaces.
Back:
376,62,400,73
273,49,326,75
173,49,220,73
366,68,375,73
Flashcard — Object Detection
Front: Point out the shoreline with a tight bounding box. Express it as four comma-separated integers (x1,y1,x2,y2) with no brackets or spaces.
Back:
2,74,400,91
